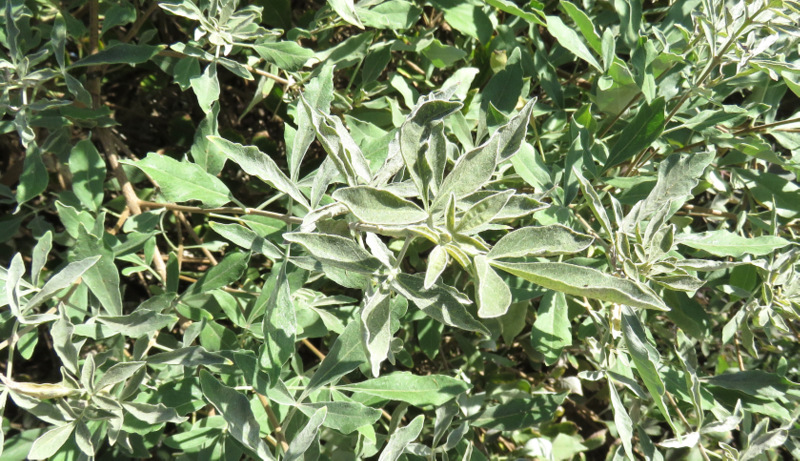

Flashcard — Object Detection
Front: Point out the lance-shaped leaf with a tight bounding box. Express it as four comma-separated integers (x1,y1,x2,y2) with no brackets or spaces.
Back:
531,291,571,365
23,256,99,313
304,98,372,185
472,393,566,430
621,306,679,434
398,96,463,199
251,41,314,71
199,370,274,460
608,380,635,459
284,232,383,274
285,406,326,461
490,261,669,311
379,415,424,461
392,274,490,335
209,136,309,209
603,97,666,172
73,225,122,315
298,401,381,434
302,321,367,400
182,251,249,298
121,152,232,208
338,372,470,407
456,190,514,233
622,151,715,230
546,15,601,71
290,64,334,180
434,99,535,208
488,224,594,259
209,222,283,260
678,230,791,258
474,255,512,318
27,422,76,460
261,266,296,385
424,245,448,289
333,186,427,225
361,288,393,377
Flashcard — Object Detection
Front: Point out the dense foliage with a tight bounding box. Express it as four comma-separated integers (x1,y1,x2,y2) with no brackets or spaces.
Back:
2,0,800,459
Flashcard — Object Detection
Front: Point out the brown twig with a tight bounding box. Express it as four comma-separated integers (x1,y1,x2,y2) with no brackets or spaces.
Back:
257,393,289,452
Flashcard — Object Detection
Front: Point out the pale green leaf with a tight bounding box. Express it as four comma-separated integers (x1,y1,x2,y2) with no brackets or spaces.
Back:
531,291,571,365
474,255,512,318
73,225,122,315
456,190,514,233
608,380,635,459
291,64,334,180
23,256,99,313
603,97,665,172
303,321,367,399
27,422,75,460
261,266,296,385
121,152,232,208
472,393,566,430
70,43,162,67
209,221,283,260
393,274,490,335
546,15,602,71
199,370,274,460
251,41,314,71
488,224,594,259
379,415,424,461
299,401,381,434
284,406,326,461
678,231,791,258
485,0,545,25
491,261,669,311
339,372,470,406
560,1,603,54
333,186,427,225
361,288,392,377
69,139,105,212
328,0,364,28
285,232,384,274
424,245,448,289
209,136,309,208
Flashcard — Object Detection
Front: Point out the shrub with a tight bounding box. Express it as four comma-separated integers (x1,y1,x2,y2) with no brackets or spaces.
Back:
2,0,800,459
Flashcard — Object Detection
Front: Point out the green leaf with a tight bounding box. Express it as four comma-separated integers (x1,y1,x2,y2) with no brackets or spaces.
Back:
190,62,219,113
560,1,603,54
622,151,715,229
23,256,99,313
302,321,367,399
485,0,545,25
358,0,422,30
209,222,283,259
299,401,381,434
531,291,571,365
379,415,424,461
393,274,490,335
73,225,122,315
27,422,75,460
291,64,334,181
705,370,798,400
608,380,635,459
95,361,145,392
679,230,791,258
546,15,602,71
422,39,467,68
70,43,162,67
474,255,512,318
182,251,249,297
191,104,225,175
97,309,178,338
472,393,566,430
424,245,448,289
284,406,326,461
252,41,314,71
147,346,227,366
305,101,373,185
340,372,470,407
333,186,427,225
603,97,665,171
208,136,309,208
491,261,669,311
121,152,232,208
361,288,393,377
284,232,384,274
435,99,535,208
397,95,463,201
428,0,493,43
69,139,105,212
199,370,274,460
621,306,678,434
735,168,800,219
456,190,514,233
327,0,364,28
261,266,296,385
488,224,594,259
16,146,47,207
123,401,186,424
